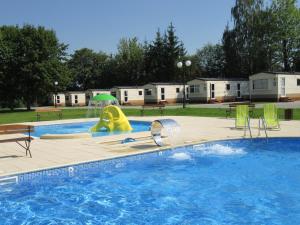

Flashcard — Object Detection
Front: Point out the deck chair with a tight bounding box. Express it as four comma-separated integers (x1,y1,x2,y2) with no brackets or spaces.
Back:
263,103,280,129
235,105,249,129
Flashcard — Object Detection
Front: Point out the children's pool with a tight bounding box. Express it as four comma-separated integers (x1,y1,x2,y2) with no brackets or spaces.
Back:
31,120,151,137
1,138,300,224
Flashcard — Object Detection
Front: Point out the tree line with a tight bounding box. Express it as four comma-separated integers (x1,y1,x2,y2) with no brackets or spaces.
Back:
1,0,300,110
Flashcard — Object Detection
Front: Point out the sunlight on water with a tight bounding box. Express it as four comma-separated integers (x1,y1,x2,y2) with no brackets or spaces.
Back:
193,144,246,156
169,152,192,160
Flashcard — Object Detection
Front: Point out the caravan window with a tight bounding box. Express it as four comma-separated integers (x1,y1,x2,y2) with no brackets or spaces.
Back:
190,85,200,93
297,79,300,86
145,89,152,96
253,79,268,90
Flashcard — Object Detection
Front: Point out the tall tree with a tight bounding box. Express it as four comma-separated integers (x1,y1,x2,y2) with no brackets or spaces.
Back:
222,26,242,77
165,23,186,81
18,25,70,109
144,29,166,82
0,26,22,109
114,37,145,85
270,0,300,71
195,43,225,77
145,23,186,82
224,0,300,75
0,25,70,110
68,48,108,90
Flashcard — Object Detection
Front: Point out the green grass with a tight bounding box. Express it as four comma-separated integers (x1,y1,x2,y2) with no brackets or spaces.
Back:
0,107,299,124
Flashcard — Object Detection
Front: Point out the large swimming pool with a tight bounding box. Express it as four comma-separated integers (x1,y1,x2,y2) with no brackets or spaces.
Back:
1,138,300,224
31,120,151,137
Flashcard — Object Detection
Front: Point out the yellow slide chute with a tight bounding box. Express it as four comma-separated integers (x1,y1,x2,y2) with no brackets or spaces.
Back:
90,105,132,132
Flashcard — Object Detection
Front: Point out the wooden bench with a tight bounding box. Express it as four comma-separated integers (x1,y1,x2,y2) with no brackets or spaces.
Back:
0,125,34,157
141,104,165,116
226,103,256,118
35,108,62,121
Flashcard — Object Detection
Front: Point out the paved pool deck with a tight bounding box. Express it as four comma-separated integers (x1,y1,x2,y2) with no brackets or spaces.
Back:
0,116,299,177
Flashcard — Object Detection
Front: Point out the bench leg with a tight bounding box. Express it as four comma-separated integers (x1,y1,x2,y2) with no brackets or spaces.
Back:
36,113,40,121
16,140,32,158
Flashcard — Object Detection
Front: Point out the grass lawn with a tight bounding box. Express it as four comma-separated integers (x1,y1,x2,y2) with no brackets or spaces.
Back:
0,107,299,124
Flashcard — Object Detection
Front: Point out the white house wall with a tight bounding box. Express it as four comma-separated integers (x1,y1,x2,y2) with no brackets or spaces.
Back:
51,93,66,106
143,84,188,104
111,88,144,105
277,74,300,100
250,73,278,101
188,79,249,102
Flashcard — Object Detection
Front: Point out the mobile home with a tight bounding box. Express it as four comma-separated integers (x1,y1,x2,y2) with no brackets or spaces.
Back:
250,72,300,101
187,78,249,103
50,93,66,107
65,92,86,106
110,86,144,105
143,83,188,104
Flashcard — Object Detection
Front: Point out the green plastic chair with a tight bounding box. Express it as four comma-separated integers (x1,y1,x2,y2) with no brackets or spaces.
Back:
263,103,280,129
235,105,249,129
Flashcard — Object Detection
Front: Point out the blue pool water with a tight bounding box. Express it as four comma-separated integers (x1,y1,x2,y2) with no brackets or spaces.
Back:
1,138,300,224
31,120,151,137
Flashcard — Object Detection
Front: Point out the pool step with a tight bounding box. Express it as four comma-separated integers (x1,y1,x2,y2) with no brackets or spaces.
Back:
0,176,18,186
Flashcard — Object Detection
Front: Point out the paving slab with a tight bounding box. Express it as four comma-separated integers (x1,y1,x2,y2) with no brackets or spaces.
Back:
0,116,299,177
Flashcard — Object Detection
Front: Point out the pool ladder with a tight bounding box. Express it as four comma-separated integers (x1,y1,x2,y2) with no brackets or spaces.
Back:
244,117,252,139
258,117,268,140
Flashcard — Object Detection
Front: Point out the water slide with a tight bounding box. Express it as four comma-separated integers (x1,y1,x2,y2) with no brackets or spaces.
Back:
90,105,132,132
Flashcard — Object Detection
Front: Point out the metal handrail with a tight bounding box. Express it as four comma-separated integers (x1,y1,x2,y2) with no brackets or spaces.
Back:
244,117,252,139
258,117,268,139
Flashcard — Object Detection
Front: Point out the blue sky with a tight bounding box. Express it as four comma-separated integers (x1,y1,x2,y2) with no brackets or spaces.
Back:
0,0,236,54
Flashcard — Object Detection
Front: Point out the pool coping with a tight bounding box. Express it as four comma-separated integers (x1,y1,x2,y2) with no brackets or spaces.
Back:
1,136,299,181
1,116,300,179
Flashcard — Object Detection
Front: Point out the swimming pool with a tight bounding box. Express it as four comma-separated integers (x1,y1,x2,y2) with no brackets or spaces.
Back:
1,138,300,224
31,120,151,137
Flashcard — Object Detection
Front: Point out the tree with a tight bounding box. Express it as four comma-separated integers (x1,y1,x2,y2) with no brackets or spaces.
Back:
0,25,70,110
114,37,145,85
0,26,22,109
223,0,300,76
68,48,108,90
222,26,242,77
144,29,166,82
195,43,225,77
18,25,70,110
270,0,300,71
144,23,186,82
165,23,186,81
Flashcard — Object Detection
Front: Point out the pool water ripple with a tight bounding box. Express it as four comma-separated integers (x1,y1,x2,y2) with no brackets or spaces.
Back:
1,138,300,224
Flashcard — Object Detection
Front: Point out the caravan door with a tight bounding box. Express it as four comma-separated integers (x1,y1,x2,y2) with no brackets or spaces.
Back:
280,78,286,97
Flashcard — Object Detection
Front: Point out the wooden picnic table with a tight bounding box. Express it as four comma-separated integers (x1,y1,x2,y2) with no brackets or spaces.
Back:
0,124,34,157
35,108,62,121
140,104,165,116
226,103,256,118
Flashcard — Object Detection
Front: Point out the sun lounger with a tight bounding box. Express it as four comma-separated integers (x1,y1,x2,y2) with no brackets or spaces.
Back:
235,105,249,129
263,103,280,129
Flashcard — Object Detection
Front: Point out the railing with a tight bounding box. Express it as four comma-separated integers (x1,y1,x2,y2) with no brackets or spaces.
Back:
258,117,268,140
244,117,252,139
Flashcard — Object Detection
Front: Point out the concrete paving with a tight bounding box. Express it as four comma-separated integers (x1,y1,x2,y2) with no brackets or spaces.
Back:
0,116,299,177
